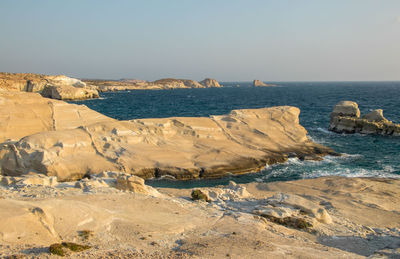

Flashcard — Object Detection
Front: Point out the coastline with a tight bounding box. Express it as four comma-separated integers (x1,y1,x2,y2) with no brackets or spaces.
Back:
1,175,399,258
0,91,337,181
0,87,398,258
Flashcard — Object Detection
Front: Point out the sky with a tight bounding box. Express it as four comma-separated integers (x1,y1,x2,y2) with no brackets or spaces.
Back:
0,0,399,81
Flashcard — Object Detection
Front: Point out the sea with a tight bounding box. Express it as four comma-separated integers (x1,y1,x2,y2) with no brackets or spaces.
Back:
70,82,400,188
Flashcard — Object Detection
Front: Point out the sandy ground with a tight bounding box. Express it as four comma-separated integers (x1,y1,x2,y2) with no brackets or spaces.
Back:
0,176,399,258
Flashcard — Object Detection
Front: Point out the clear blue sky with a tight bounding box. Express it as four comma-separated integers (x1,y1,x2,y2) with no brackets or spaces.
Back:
0,0,399,81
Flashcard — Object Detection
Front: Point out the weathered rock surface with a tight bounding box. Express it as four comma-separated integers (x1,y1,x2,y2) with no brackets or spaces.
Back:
362,109,387,122
1,175,399,258
197,181,253,202
200,78,221,87
329,101,400,136
0,93,337,181
253,80,274,87
330,101,361,118
254,193,332,224
0,92,112,142
41,84,99,100
0,73,98,100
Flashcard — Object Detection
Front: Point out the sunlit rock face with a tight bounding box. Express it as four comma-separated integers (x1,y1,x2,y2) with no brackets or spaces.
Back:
0,94,336,181
200,78,221,87
329,101,400,136
0,73,99,100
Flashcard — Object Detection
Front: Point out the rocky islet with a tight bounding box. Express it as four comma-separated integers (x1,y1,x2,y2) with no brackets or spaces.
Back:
329,101,400,136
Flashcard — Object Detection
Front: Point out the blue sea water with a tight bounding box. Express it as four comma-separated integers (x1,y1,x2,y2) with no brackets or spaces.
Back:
71,82,400,188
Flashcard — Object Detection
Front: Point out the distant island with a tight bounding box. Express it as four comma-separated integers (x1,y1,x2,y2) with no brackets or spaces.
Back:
0,72,223,100
84,77,222,92
253,79,276,87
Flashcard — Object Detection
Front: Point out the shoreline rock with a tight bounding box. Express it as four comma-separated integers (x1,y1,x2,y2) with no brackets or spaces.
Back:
329,101,400,136
253,80,275,87
0,73,99,100
41,84,99,100
0,92,337,181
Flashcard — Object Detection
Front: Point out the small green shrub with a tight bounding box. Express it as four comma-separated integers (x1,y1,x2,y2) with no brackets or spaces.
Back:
263,215,313,230
191,189,209,202
49,242,91,256
49,243,65,256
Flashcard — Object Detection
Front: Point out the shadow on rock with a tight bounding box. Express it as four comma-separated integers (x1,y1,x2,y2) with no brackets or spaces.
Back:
318,234,400,257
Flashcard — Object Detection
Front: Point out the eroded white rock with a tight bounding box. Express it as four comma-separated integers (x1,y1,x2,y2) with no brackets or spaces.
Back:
264,193,332,224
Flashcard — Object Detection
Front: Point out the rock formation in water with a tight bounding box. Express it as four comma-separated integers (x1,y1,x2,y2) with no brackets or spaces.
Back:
0,73,99,100
328,101,400,136
253,80,276,87
0,92,337,181
253,80,268,87
200,78,221,87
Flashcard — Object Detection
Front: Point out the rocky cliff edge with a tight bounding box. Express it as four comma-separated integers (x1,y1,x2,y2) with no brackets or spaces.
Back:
0,72,99,100
0,92,337,181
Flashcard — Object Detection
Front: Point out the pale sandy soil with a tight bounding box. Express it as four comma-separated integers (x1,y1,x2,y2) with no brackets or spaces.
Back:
1,176,399,258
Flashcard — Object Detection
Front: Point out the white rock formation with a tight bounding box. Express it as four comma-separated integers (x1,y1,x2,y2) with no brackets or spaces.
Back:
0,98,336,181
200,78,221,87
329,101,400,136
0,73,98,100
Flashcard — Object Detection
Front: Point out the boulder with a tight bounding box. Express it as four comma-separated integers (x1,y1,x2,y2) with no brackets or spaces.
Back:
116,175,159,196
253,80,268,87
329,101,400,136
196,181,252,202
200,78,221,88
41,85,99,100
263,193,332,224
